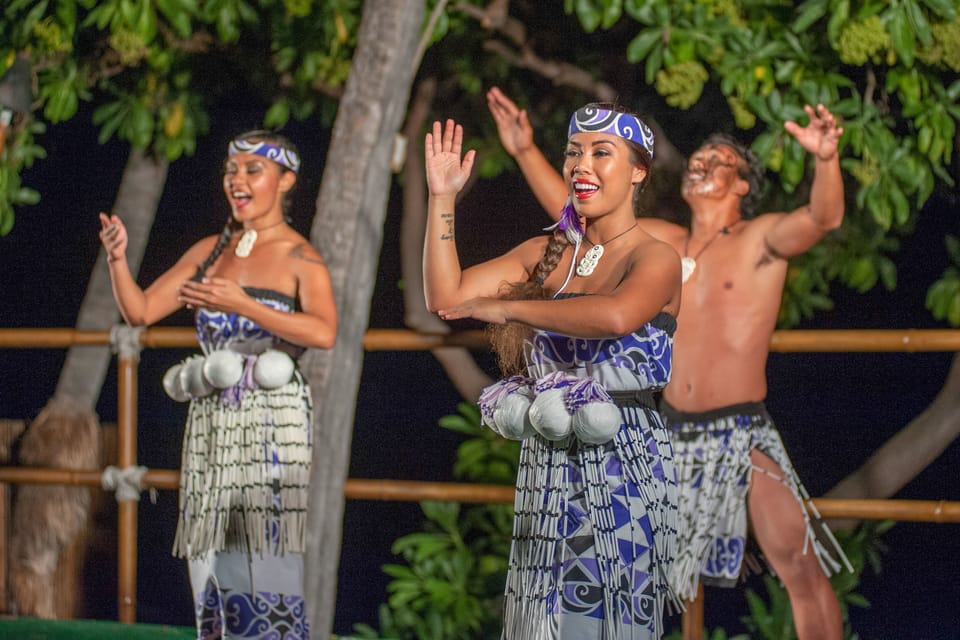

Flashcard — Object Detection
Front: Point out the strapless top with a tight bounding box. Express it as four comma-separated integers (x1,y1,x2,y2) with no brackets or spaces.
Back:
523,309,675,392
194,287,303,357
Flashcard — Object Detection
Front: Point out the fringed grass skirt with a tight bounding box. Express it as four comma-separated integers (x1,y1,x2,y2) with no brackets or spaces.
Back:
174,373,312,558
503,402,680,640
661,400,851,602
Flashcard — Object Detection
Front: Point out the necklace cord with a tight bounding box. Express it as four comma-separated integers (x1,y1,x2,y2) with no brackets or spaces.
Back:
583,222,638,248
683,218,742,259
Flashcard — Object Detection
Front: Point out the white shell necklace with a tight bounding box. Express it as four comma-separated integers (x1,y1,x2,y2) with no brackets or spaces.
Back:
576,223,637,277
234,220,284,258
681,219,742,282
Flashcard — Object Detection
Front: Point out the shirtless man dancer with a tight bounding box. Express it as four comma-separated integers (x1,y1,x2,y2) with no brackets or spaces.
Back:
487,87,851,640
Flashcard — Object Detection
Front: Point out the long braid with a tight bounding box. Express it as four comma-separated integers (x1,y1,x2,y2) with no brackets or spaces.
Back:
191,219,240,282
487,229,571,376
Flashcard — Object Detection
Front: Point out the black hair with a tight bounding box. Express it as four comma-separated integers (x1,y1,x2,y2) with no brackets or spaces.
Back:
702,133,764,219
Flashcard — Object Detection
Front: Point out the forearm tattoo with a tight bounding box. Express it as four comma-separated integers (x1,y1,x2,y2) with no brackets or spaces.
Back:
290,243,327,266
440,213,454,241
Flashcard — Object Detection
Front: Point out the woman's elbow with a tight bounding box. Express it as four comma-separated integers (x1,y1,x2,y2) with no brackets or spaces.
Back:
423,290,450,314
309,324,337,350
120,310,148,327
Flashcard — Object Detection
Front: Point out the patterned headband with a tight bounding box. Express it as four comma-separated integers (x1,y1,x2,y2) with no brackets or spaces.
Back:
567,106,655,158
228,139,301,174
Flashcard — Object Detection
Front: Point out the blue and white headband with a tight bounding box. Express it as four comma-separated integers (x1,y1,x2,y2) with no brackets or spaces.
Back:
228,139,301,174
567,106,655,158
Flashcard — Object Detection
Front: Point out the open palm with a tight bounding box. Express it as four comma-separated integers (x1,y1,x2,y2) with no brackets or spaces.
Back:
785,104,843,161
425,119,476,198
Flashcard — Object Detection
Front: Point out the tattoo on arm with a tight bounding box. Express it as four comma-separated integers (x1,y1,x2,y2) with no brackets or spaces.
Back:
290,243,327,266
440,213,454,241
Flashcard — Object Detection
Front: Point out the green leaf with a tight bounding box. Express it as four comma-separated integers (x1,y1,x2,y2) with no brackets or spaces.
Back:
887,6,916,66
826,0,850,44
792,0,828,32
920,0,957,20
626,29,663,64
264,100,290,128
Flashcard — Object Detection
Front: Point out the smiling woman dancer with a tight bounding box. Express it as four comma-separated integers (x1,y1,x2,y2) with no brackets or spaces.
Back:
99,131,336,639
423,108,683,639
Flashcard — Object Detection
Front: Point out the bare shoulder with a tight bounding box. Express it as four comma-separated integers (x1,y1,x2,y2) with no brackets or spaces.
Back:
736,213,785,239
630,232,682,275
287,238,328,268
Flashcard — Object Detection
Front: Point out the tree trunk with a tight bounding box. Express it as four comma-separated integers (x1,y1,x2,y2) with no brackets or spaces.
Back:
826,352,960,529
300,1,424,636
9,147,167,618
54,147,168,406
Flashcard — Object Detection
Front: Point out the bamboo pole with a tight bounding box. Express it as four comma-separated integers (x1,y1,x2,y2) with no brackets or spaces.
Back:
681,584,704,640
116,352,138,623
4,327,960,352
112,327,144,625
2,467,957,524
3,324,960,634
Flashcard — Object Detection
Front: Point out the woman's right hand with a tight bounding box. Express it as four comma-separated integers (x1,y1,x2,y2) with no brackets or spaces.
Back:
425,119,475,198
99,212,128,264
487,86,534,158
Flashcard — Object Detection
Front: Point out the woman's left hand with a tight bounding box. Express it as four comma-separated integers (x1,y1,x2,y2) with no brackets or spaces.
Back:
178,277,250,314
438,297,509,324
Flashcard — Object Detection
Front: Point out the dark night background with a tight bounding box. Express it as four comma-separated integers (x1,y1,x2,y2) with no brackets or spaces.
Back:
0,93,958,639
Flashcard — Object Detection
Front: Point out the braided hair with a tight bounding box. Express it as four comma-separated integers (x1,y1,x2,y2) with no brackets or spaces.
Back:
488,103,654,376
190,130,300,283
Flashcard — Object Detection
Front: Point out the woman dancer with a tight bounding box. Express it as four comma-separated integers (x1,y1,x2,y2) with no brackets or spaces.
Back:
423,109,682,638
100,131,336,639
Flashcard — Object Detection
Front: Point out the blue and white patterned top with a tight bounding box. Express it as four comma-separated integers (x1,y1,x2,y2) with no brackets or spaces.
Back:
523,311,675,392
195,287,302,357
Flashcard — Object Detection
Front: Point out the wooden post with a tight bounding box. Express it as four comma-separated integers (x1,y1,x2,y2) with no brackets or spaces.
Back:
113,326,143,623
681,585,704,640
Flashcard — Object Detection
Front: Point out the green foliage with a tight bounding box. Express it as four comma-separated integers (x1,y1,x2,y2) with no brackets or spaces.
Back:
926,235,960,327
0,0,365,230
561,0,960,328
0,117,45,235
354,403,518,640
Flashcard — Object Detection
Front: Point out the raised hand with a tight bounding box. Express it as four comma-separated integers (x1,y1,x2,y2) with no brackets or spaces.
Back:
178,277,250,313
425,119,476,198
487,86,534,158
785,104,843,161
99,212,128,264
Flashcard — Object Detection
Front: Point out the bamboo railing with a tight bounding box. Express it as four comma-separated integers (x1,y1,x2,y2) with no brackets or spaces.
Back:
1,326,959,637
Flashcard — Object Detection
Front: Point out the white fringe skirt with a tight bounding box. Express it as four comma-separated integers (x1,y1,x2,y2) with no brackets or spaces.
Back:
661,400,851,602
174,372,312,559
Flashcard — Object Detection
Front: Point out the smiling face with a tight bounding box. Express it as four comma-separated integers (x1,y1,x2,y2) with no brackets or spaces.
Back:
222,153,295,225
562,132,648,219
681,143,747,200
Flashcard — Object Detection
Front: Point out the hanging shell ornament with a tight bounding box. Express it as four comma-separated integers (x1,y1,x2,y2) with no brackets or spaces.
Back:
162,364,190,402
202,350,245,389
253,349,296,389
